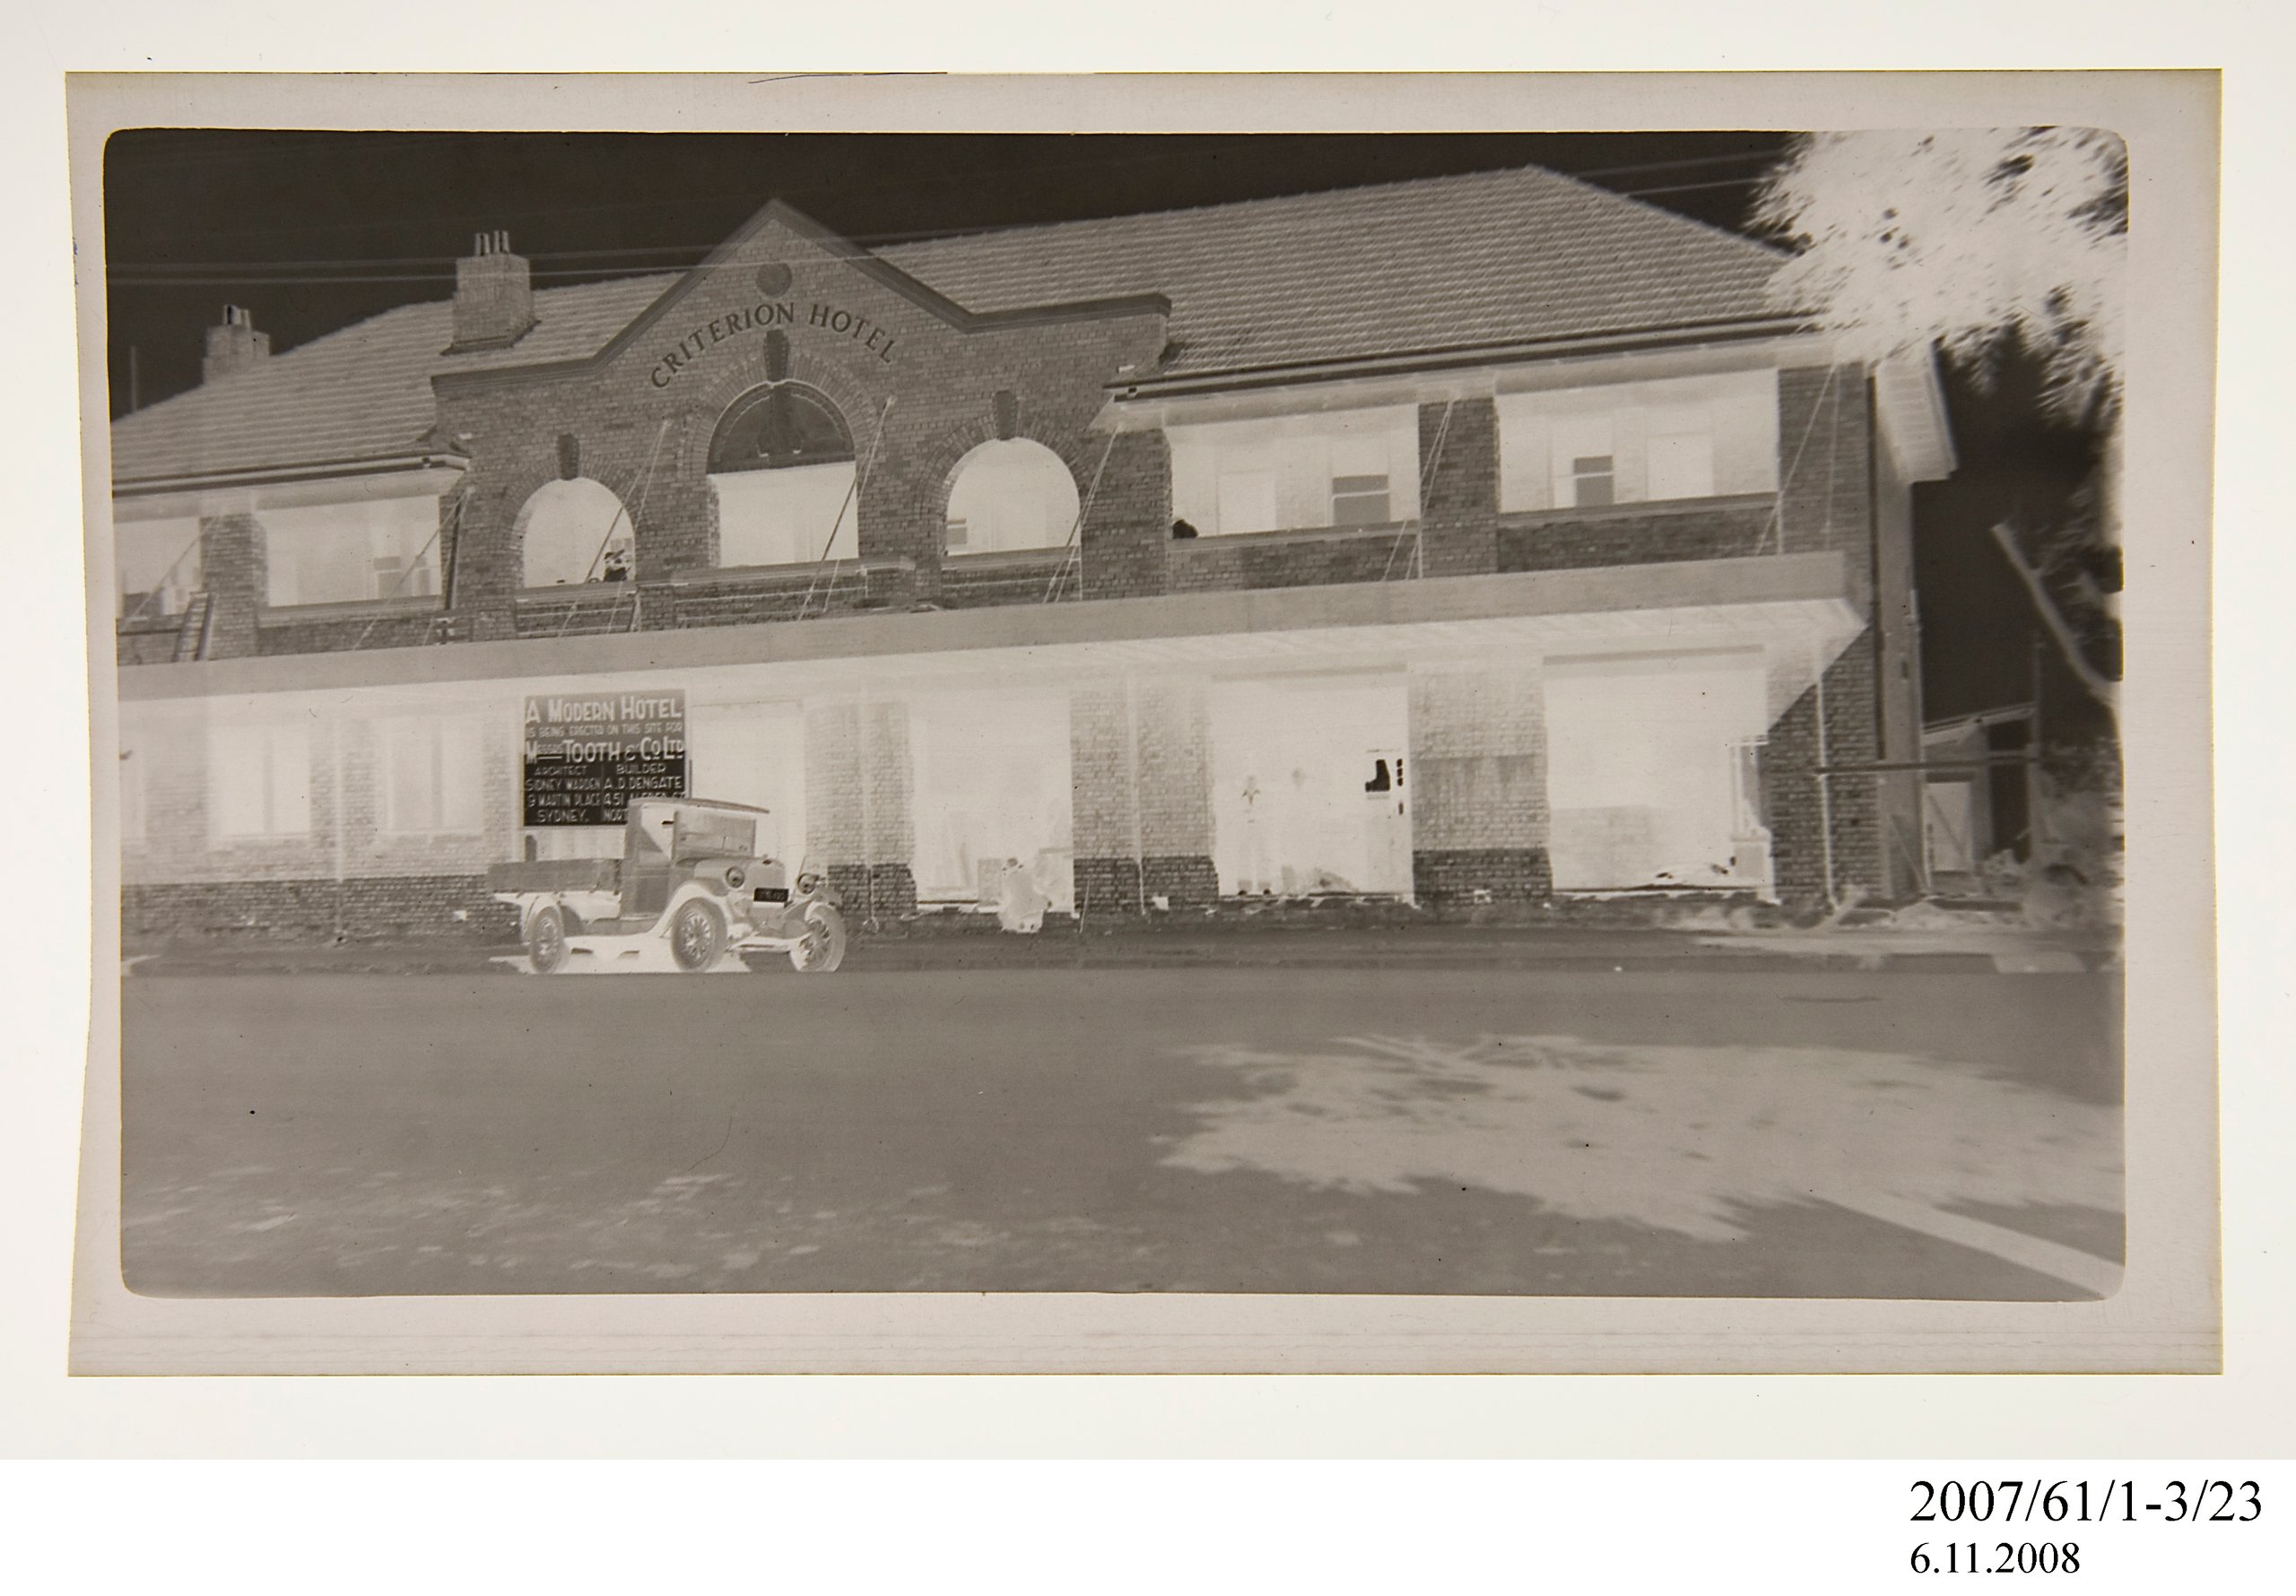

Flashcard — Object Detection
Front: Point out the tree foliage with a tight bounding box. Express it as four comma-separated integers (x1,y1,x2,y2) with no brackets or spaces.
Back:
1752,129,2127,427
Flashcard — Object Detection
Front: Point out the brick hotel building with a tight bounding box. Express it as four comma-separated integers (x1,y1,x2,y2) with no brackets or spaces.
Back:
105,163,1955,940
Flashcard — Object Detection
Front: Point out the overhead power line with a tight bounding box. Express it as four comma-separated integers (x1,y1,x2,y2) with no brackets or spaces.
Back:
103,141,1793,255
112,178,1784,289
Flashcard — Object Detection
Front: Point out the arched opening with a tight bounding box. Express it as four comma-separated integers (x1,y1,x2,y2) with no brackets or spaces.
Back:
944,438,1081,555
708,382,859,568
516,477,635,590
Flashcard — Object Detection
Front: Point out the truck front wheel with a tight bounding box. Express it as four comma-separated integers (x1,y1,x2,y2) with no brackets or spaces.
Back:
668,899,726,973
526,904,570,975
790,902,847,974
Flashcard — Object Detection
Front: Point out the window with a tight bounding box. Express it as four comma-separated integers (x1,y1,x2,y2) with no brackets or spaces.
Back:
209,722,312,838
114,516,204,619
516,477,635,590
944,439,1080,554
380,717,484,835
1497,369,1780,514
708,383,858,568
1542,655,1769,889
1568,456,1616,507
1326,434,1394,525
714,467,857,567
263,495,442,606
1215,470,1280,535
1170,405,1420,536
1549,416,1616,509
1330,475,1392,525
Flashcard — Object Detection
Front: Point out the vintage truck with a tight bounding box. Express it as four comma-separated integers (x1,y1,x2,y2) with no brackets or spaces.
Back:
488,797,846,975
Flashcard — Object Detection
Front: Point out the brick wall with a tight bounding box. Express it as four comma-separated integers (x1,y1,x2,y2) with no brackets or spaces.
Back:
1418,396,1500,577
196,513,265,659
938,551,1073,609
1761,366,1909,900
634,565,892,632
1497,497,1776,573
1068,681,1134,871
1079,429,1173,602
802,697,918,919
123,876,517,942
257,608,447,655
419,223,1166,648
1407,665,1551,900
1761,637,1893,906
1134,677,1215,897
1167,526,1413,593
1067,673,1217,913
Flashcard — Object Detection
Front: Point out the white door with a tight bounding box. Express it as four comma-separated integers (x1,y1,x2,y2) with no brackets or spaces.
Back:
1209,675,1412,896
1924,780,1978,875
686,702,804,871
1361,747,1409,892
1544,654,1769,890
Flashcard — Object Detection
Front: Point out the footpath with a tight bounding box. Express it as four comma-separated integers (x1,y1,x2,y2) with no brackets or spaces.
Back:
122,908,2118,978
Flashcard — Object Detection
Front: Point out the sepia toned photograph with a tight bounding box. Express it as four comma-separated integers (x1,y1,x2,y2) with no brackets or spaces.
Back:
68,73,2219,1373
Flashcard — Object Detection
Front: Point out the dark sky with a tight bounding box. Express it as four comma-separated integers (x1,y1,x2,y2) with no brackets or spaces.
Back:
100,129,2097,721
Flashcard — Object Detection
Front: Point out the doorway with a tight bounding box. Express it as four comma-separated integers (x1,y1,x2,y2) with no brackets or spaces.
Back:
909,690,1075,914
1544,653,1771,891
1209,674,1413,897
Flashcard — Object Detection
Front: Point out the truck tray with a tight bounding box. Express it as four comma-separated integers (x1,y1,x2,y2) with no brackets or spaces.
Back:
488,858,622,893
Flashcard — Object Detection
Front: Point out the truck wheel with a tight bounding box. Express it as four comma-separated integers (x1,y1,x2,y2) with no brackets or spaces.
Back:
526,904,569,975
668,899,726,973
790,902,847,974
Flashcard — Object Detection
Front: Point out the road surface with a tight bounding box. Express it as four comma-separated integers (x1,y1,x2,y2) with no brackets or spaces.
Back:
117,964,2123,1300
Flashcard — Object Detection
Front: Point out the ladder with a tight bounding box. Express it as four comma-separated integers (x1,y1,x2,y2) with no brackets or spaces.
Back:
171,592,213,662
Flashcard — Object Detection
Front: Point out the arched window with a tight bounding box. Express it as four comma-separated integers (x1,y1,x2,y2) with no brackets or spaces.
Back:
516,477,635,590
944,438,1081,555
708,383,858,568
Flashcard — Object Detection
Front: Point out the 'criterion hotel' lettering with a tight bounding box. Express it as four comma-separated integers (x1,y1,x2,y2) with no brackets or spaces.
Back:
649,299,897,386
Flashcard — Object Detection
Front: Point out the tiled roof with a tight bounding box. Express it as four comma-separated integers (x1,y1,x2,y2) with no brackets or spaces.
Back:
110,274,678,485
111,164,1787,486
880,164,1788,378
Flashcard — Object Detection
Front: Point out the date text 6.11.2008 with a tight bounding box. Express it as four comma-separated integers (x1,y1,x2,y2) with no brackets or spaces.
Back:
1909,1542,2078,1574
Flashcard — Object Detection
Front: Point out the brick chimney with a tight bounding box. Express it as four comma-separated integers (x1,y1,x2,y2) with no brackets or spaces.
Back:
202,305,270,383
449,230,535,351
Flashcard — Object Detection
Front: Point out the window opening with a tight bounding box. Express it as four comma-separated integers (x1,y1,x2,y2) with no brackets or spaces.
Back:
209,723,312,838
381,719,483,835
944,439,1079,555
1331,474,1392,525
708,383,860,570
1570,455,1616,507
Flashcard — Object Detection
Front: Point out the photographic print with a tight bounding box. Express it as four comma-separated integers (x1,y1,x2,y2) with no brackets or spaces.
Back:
68,73,2219,1373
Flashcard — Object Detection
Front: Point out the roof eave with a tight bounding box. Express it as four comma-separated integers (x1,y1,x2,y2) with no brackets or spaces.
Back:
111,451,471,499
1874,347,1959,483
1098,316,1818,412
